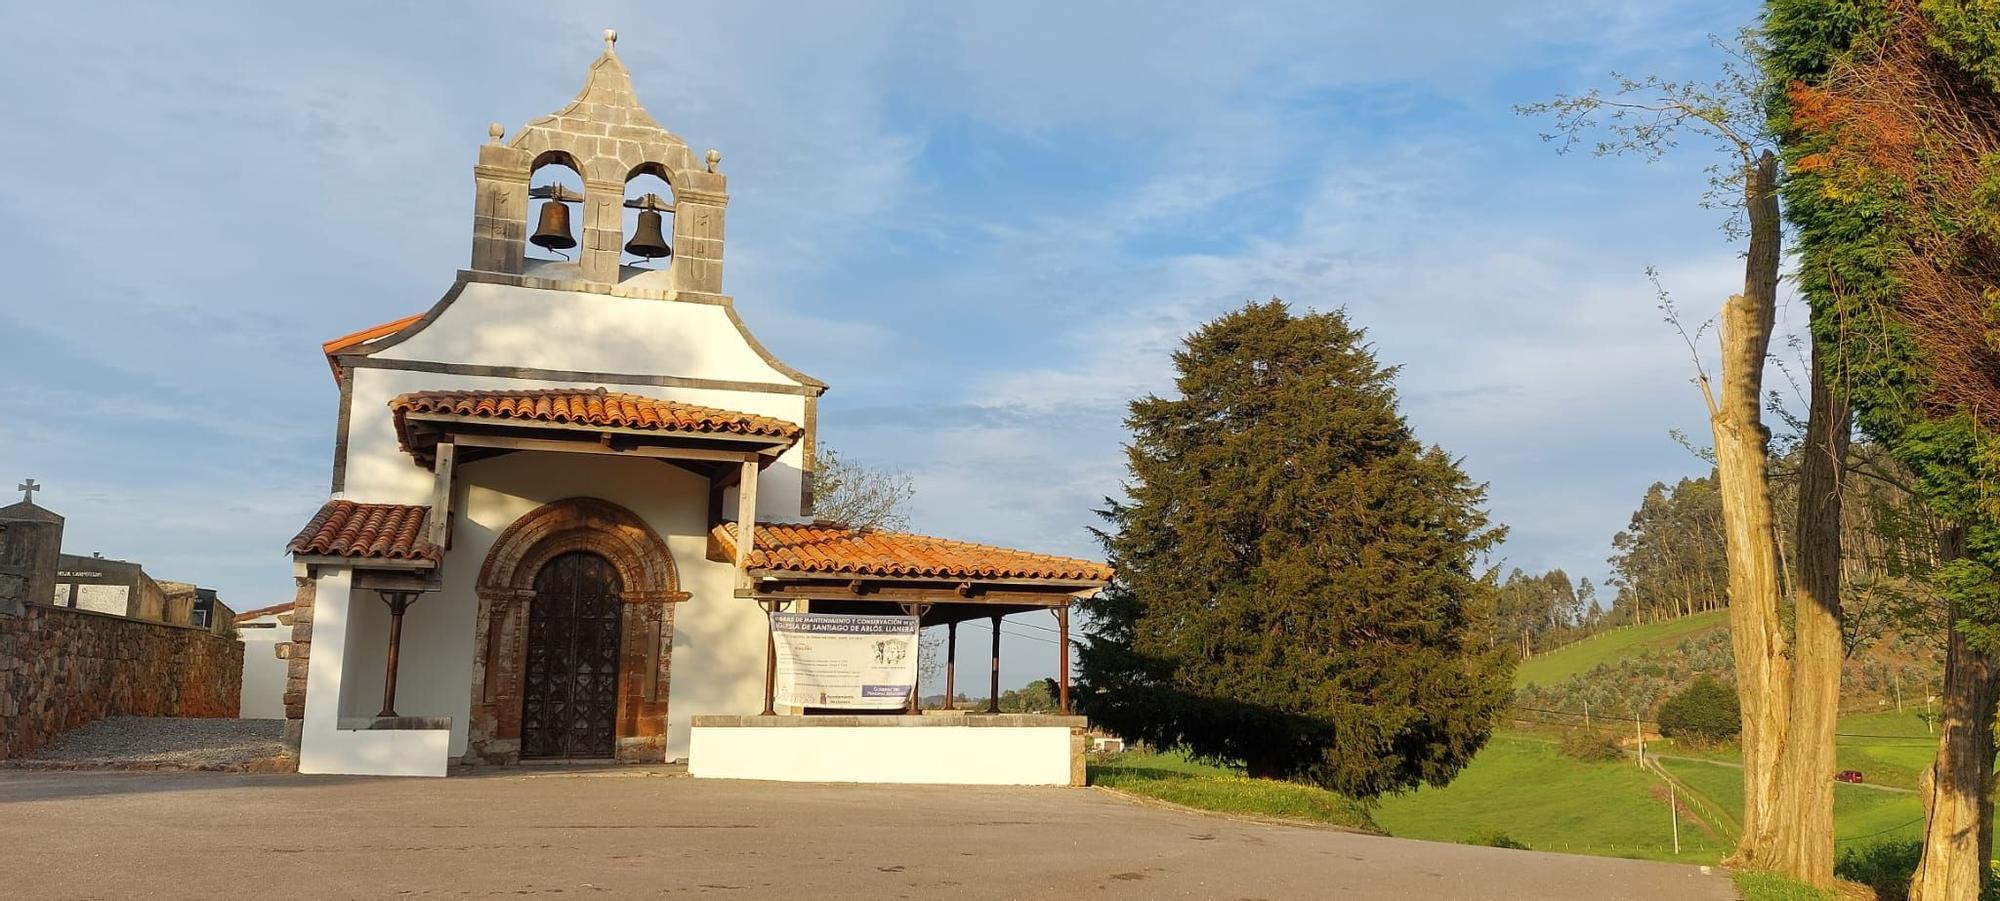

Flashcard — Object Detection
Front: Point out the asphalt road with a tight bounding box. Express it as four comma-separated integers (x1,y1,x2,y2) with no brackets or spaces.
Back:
1,768,1737,900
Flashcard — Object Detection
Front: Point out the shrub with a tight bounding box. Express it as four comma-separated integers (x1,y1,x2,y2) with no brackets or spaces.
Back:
1468,830,1528,850
1836,839,2000,901
1557,729,1623,762
1656,675,1740,742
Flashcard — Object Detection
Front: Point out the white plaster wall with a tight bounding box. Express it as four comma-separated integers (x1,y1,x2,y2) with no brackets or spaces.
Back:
237,617,289,719
337,450,770,761
374,281,801,386
341,367,807,522
306,278,816,771
297,569,451,777
689,726,1078,786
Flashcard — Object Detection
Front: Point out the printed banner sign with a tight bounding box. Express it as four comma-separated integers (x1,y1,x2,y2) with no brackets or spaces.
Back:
771,612,920,709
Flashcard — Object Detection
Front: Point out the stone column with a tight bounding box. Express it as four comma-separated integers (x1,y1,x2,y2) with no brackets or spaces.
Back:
673,189,727,294
580,179,625,283
280,574,317,750
470,134,530,274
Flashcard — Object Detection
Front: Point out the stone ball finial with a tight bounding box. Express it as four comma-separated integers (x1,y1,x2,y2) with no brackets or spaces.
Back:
604,28,618,48
705,149,722,173
487,122,505,144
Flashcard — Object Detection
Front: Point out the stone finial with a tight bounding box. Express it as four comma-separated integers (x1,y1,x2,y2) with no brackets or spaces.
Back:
16,479,38,505
705,149,722,173
487,122,505,144
604,28,618,49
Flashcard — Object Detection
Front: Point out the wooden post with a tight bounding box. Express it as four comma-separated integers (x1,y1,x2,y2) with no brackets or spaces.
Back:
761,599,777,716
1670,779,1681,855
425,440,456,550
734,456,759,593
1055,605,1071,715
988,614,1002,713
377,591,417,718
944,621,957,710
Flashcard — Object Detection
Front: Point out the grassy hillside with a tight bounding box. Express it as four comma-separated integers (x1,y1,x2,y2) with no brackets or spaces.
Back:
1651,755,1924,849
1653,709,1938,791
1515,610,1729,689
1373,733,1732,861
1373,729,1925,864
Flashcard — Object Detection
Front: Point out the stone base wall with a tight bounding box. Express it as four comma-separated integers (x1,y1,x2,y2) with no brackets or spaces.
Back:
279,575,315,750
0,603,244,760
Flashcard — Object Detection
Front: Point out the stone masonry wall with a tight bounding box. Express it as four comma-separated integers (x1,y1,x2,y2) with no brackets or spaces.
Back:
0,603,243,760
279,575,314,750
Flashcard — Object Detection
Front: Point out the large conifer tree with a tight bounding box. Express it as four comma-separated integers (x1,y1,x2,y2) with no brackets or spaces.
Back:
1076,300,1511,797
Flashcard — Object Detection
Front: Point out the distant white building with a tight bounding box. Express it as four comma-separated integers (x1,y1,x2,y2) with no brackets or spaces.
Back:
280,31,1108,780
233,602,293,720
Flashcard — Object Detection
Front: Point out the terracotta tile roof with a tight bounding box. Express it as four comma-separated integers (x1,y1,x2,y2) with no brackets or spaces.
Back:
711,522,1113,583
391,388,802,448
234,601,295,623
321,313,423,382
287,501,439,563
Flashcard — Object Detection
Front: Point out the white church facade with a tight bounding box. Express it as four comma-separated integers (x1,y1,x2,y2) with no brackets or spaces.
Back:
282,31,1108,780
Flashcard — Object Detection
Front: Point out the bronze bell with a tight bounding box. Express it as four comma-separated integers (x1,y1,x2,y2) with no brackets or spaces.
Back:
625,209,672,261
530,201,577,252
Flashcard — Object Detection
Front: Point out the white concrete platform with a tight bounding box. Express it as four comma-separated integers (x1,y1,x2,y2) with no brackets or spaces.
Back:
688,714,1086,786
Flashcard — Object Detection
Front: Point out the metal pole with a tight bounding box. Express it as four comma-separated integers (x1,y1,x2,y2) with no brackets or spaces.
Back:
377,592,413,719
987,614,1002,713
1636,710,1645,768
761,601,777,716
903,603,927,715
945,622,957,710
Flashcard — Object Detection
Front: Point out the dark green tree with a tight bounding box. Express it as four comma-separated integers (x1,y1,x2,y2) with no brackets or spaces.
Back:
1075,300,1512,798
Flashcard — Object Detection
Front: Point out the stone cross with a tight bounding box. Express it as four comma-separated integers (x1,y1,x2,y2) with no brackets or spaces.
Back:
17,479,38,504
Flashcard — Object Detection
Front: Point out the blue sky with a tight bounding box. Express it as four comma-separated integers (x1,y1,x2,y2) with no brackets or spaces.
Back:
0,1,1802,691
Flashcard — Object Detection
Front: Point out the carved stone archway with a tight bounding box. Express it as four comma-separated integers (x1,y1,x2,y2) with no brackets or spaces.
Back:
466,497,688,764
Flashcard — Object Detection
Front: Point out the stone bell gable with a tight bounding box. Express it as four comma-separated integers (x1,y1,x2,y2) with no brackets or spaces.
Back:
470,28,729,293
322,30,824,512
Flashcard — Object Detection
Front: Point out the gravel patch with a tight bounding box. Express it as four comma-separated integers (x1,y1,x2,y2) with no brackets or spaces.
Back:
13,717,287,771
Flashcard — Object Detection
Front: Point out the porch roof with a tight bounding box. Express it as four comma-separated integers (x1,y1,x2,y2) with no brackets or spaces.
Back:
390,388,802,467
708,521,1112,586
287,501,440,565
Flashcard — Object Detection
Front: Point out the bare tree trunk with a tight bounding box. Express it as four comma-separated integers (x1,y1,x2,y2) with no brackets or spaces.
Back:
1718,152,1791,868
1767,355,1850,885
1910,526,1999,901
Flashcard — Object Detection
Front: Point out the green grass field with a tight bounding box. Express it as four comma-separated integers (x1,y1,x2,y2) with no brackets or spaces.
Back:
1088,751,1380,833
1372,733,1735,862
1652,709,1938,791
1084,615,1943,875
1514,609,1729,688
1650,755,1925,848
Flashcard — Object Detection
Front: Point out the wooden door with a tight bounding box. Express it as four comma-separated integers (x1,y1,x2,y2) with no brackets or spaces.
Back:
521,551,623,759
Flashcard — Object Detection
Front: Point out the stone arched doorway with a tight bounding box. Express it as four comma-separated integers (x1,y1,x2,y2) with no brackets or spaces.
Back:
466,497,688,764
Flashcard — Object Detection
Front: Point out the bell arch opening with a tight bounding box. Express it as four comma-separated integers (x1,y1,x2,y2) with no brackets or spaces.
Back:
621,164,675,271
465,497,688,765
526,151,585,262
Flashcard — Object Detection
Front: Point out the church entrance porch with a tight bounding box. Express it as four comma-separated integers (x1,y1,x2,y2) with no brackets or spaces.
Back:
466,497,689,766
521,551,623,759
